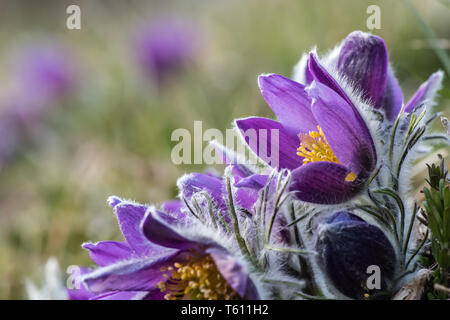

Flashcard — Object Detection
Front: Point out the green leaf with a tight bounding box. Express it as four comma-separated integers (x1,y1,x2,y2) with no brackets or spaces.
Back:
438,248,449,269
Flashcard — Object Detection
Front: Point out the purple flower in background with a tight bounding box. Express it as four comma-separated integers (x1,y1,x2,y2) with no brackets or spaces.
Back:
7,43,78,119
315,211,397,299
76,196,258,300
135,18,197,83
0,42,77,166
15,45,77,104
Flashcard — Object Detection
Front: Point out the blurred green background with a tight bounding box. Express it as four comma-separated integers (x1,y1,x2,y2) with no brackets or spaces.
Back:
0,0,448,299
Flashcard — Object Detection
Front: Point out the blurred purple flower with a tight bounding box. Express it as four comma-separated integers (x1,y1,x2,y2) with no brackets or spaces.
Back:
15,45,77,105
0,43,78,165
135,18,197,83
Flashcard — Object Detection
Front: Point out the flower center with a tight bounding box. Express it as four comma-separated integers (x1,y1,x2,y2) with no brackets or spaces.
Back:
157,254,238,300
297,126,357,182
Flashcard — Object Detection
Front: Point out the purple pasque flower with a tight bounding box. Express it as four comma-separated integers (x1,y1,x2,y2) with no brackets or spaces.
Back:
177,164,267,217
236,72,377,204
77,196,258,300
135,17,197,84
314,211,397,299
236,31,444,205
294,31,443,121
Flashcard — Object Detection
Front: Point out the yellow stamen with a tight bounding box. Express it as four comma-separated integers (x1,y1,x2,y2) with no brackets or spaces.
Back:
156,254,238,300
297,126,357,182
345,172,357,182
297,126,338,164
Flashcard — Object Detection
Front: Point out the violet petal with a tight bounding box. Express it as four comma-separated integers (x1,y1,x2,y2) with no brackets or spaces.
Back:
337,31,388,108
235,187,259,211
289,162,365,204
206,247,249,298
235,117,301,170
258,74,316,136
382,67,404,121
405,71,444,113
113,201,154,256
141,209,199,250
178,173,227,212
234,174,269,190
82,250,182,292
161,199,186,222
308,81,377,174
82,241,134,266
308,53,354,106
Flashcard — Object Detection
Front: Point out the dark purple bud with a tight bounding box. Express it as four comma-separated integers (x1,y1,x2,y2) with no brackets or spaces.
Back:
315,211,397,299
337,31,388,109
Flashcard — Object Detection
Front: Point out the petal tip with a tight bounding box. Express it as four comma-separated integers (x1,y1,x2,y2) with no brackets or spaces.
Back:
81,242,94,250
107,195,122,209
432,70,444,82
257,73,284,90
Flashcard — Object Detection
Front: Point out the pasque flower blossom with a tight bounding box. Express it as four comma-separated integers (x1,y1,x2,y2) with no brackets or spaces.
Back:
177,165,266,216
237,65,377,204
75,194,259,300
236,31,443,205
71,161,299,300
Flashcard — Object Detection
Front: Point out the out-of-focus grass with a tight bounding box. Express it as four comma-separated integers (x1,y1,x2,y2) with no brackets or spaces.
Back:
0,0,448,299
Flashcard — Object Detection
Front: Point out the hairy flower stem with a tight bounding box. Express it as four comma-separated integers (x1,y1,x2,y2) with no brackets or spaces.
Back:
288,202,316,294
226,176,259,269
402,202,418,263
182,196,201,221
406,229,429,269
389,105,405,169
374,188,405,250
265,171,290,244
261,171,276,233
200,192,218,229
396,126,426,181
